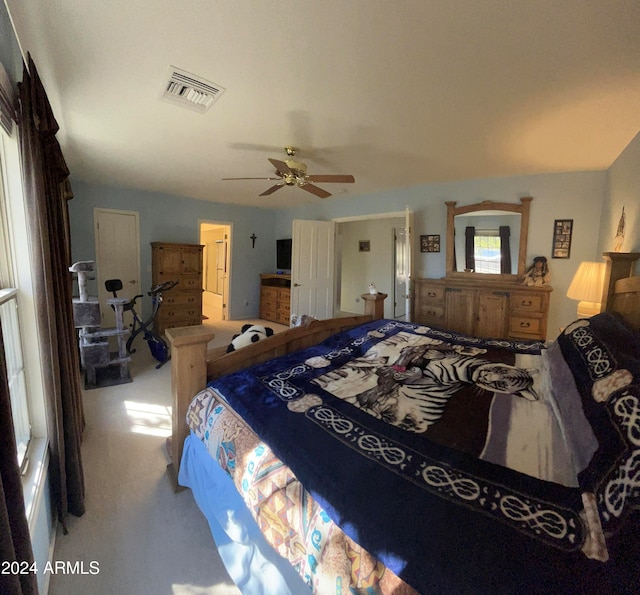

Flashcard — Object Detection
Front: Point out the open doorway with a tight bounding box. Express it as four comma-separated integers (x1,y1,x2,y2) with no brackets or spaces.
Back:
199,221,231,322
334,212,411,320
394,226,407,319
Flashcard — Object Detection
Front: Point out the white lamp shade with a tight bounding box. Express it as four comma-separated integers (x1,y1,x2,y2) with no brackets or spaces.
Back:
566,261,606,317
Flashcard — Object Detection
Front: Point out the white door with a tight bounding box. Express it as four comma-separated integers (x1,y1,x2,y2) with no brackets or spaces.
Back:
394,227,407,318
94,208,141,328
291,219,335,320
405,207,414,320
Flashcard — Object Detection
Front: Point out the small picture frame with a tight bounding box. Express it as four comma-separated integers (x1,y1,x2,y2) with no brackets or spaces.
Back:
420,234,441,253
552,219,573,259
359,240,370,252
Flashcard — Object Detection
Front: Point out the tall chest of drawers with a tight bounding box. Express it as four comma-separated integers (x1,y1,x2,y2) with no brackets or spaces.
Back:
151,242,203,336
412,277,552,340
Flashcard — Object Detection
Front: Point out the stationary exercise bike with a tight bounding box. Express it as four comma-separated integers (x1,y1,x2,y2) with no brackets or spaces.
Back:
105,279,178,369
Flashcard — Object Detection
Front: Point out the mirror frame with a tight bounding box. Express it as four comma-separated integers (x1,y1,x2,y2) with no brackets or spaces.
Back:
445,196,532,281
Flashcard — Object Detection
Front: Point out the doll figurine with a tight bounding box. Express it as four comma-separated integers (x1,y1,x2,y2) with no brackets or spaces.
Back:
523,256,551,286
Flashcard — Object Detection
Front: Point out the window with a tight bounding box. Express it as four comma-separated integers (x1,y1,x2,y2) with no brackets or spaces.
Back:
0,291,30,466
1,113,47,498
473,231,501,274
1,62,48,529
0,127,32,469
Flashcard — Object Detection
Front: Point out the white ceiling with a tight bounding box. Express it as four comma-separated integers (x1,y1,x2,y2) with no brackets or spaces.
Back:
5,0,640,208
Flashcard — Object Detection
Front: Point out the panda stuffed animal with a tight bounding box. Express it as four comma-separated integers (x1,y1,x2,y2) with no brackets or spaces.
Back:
227,324,274,353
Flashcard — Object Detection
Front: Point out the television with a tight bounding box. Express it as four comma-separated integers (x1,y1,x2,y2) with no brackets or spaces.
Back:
276,238,292,271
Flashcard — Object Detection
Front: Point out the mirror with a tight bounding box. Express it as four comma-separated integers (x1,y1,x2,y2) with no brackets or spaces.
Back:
445,197,531,280
453,211,521,274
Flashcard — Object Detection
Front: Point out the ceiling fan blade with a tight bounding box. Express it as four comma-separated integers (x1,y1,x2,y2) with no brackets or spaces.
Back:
222,177,281,181
268,158,293,175
300,183,331,199
259,184,284,196
306,174,355,184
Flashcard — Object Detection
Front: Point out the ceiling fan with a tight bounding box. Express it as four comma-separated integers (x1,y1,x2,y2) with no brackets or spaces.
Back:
222,146,355,198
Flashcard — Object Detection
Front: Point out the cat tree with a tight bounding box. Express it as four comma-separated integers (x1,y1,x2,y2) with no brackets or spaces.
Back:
70,261,132,388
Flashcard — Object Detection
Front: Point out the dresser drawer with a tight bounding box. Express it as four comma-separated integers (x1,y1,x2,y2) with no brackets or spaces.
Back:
179,274,201,290
509,316,541,337
416,305,445,325
163,292,201,307
278,288,291,301
262,287,279,300
421,286,445,302
159,306,201,322
276,310,291,325
278,301,291,316
261,298,277,312
260,308,278,323
510,293,543,313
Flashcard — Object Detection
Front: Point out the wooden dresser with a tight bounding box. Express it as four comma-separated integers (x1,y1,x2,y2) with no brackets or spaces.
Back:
151,242,203,336
259,274,291,325
412,277,552,340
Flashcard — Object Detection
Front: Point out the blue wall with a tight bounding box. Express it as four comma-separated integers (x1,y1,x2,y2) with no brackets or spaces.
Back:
0,1,22,85
68,180,277,320
599,130,640,262
69,170,608,336
273,170,607,336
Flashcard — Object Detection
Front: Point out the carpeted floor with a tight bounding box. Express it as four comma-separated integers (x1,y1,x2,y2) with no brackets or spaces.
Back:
49,318,287,595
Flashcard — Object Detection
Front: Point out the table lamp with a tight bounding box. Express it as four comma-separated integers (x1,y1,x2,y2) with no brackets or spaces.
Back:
566,261,606,318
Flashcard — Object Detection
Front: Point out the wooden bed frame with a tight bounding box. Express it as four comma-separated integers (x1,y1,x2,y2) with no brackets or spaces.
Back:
165,314,374,488
165,252,640,490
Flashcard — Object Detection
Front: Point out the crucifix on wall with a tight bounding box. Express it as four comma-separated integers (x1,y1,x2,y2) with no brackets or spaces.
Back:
250,233,257,248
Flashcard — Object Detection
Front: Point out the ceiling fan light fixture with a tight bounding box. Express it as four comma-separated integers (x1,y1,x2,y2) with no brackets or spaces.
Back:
222,146,355,199
284,160,307,176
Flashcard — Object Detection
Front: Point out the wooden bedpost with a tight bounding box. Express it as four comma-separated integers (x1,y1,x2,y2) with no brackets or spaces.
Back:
165,325,216,491
601,252,640,312
360,292,388,319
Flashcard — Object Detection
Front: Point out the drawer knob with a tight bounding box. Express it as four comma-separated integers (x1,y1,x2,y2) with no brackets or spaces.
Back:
520,321,531,328
427,291,436,298
521,300,532,307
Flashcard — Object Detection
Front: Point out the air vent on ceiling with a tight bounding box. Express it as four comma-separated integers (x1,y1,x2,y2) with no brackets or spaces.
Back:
161,66,225,113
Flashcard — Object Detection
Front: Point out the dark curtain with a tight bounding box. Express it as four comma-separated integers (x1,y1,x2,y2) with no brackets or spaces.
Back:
464,226,475,271
499,225,511,274
17,54,85,527
0,329,38,595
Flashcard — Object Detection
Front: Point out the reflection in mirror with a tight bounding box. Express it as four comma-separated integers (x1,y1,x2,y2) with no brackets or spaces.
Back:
445,197,532,279
454,212,521,274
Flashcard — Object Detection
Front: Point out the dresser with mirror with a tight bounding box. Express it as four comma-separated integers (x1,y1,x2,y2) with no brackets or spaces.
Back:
412,197,552,340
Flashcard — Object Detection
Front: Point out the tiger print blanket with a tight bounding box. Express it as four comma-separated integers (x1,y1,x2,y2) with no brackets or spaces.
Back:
186,318,632,594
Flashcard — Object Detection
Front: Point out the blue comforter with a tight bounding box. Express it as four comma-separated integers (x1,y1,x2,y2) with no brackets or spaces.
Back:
208,317,639,593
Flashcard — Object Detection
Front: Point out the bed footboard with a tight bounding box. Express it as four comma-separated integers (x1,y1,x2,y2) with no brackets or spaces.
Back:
165,314,373,490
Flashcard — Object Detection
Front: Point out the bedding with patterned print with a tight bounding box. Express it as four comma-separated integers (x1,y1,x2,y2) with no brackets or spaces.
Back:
185,316,640,594
187,387,416,594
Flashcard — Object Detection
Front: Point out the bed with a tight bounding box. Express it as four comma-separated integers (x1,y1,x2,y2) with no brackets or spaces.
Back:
166,253,640,594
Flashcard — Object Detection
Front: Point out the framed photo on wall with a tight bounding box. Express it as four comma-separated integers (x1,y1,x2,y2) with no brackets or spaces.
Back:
359,240,370,252
552,219,573,259
420,234,441,253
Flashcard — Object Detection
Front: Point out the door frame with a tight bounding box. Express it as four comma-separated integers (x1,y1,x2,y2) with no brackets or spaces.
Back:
199,220,232,321
393,226,407,318
333,210,414,319
94,207,141,326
